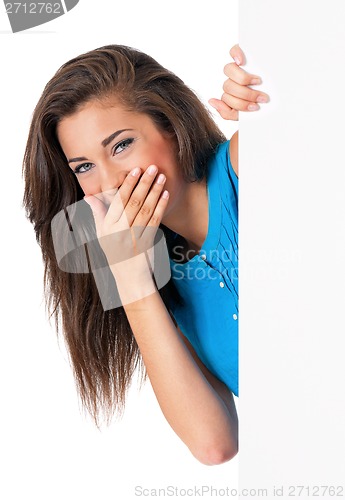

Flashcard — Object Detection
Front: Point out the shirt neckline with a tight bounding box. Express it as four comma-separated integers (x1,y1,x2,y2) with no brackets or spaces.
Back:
169,145,222,268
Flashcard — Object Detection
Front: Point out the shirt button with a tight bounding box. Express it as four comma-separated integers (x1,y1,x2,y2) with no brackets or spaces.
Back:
219,281,225,288
200,254,206,260
233,314,238,320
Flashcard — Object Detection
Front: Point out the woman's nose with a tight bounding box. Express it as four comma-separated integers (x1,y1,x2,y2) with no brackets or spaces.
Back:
95,166,125,207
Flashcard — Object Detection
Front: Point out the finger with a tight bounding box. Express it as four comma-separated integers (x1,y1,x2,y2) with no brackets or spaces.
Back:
208,98,238,121
118,164,159,227
223,78,269,105
105,166,142,225
224,62,262,87
129,185,170,257
221,92,260,112
132,172,167,234
140,190,170,258
143,189,170,233
229,44,246,66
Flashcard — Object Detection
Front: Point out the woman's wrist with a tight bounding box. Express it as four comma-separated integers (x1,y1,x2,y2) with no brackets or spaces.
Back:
110,251,157,306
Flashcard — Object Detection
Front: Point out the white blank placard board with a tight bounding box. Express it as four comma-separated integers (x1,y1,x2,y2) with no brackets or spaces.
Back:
239,0,345,495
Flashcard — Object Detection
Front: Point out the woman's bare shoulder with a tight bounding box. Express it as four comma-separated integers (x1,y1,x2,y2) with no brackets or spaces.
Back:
229,131,239,178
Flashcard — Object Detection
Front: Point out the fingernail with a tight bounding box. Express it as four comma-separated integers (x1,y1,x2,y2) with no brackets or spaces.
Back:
156,173,166,185
256,95,269,103
131,167,140,176
162,190,169,199
248,104,260,111
234,56,241,65
250,77,262,85
148,165,158,175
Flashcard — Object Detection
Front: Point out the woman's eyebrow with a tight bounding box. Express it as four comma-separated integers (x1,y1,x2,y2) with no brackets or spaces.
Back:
101,129,134,148
68,129,134,163
68,156,87,164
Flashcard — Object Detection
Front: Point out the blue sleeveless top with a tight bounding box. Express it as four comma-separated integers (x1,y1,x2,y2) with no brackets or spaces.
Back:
168,140,238,396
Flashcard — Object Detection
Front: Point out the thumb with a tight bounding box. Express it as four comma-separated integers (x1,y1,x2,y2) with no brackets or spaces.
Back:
84,195,107,230
208,98,221,112
208,98,238,121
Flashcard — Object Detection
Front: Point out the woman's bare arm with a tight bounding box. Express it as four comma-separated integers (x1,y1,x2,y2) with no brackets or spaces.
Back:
178,326,238,423
85,165,237,465
114,270,238,466
211,44,271,180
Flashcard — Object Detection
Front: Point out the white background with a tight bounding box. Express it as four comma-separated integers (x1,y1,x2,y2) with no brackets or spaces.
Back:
0,1,239,499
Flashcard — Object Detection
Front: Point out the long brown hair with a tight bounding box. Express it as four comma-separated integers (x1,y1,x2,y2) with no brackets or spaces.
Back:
22,44,226,427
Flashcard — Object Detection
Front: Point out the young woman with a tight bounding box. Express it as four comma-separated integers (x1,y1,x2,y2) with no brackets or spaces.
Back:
23,44,268,465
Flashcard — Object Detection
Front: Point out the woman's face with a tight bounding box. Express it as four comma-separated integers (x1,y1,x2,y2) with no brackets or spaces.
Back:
57,99,185,211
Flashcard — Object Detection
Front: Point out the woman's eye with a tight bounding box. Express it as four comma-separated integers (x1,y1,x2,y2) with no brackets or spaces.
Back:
113,138,134,155
74,163,94,175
